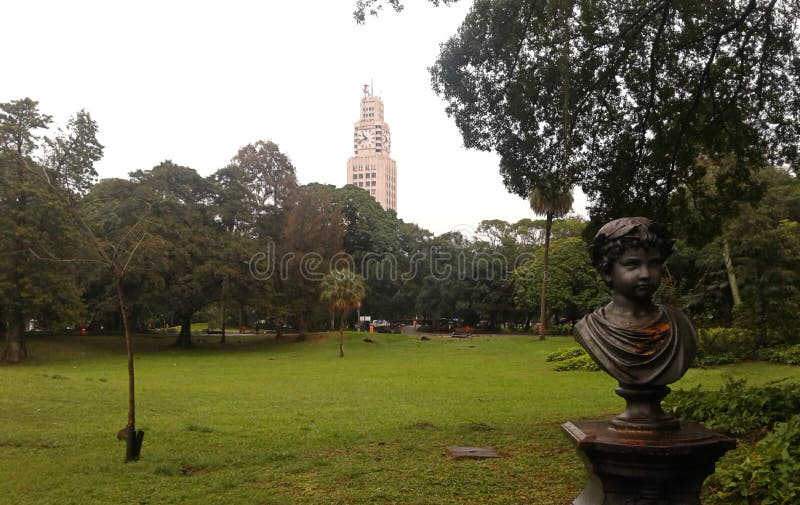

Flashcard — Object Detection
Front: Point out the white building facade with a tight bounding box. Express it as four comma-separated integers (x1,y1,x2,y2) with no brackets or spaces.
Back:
346,86,397,211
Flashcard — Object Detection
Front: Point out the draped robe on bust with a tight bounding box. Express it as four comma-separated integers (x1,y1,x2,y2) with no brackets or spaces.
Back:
574,304,696,386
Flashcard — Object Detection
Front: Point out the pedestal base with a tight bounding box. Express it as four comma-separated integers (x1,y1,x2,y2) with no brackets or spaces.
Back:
563,421,735,505
612,384,679,431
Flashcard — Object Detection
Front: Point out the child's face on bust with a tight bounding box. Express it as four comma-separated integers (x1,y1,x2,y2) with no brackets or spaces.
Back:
603,246,663,303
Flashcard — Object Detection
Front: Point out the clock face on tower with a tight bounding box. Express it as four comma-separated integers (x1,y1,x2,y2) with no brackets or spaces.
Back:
357,128,373,148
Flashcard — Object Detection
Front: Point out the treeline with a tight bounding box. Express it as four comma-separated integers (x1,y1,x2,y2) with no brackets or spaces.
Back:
3,98,800,363
513,163,800,349
0,98,570,362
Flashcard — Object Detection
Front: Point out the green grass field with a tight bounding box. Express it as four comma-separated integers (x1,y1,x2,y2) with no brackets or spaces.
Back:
2,332,799,505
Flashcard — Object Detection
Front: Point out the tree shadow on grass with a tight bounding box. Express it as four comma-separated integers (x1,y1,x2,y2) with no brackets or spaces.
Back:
17,331,332,364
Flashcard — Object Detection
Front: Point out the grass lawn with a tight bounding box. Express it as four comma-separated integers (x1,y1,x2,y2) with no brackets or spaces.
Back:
2,332,799,505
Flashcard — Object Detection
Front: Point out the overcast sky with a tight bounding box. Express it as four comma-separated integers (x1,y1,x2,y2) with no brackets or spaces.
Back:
3,0,586,236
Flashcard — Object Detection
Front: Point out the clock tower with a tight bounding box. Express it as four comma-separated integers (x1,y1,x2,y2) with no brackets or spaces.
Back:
346,85,397,212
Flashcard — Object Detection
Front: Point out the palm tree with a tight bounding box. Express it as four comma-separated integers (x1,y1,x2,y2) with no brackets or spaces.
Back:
320,268,366,357
529,185,573,340
526,0,575,340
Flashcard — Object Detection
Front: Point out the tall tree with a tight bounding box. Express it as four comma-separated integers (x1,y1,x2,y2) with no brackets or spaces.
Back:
211,150,294,336
470,235,519,330
210,165,252,236
280,184,345,336
320,268,366,357
0,98,52,156
529,184,573,338
391,221,434,321
353,0,459,23
42,110,103,195
131,162,221,348
337,184,410,319
476,219,516,249
413,231,476,328
227,140,298,239
68,177,150,462
430,0,800,239
0,99,83,362
724,167,800,345
213,141,299,333
29,107,150,461
514,236,608,325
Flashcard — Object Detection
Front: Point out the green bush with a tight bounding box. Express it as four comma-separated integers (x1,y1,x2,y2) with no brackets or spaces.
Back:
546,346,586,362
696,327,757,359
549,323,575,336
553,353,600,372
708,414,800,505
693,352,740,368
758,344,800,365
664,378,800,436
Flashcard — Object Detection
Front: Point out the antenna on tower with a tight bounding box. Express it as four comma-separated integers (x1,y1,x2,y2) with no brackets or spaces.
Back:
371,78,374,96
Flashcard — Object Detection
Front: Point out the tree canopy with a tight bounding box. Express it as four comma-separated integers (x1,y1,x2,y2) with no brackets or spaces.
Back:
430,0,800,239
5,91,799,360
353,0,460,23
514,236,608,324
0,99,84,361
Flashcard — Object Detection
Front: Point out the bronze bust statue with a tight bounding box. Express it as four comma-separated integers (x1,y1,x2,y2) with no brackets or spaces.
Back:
575,217,696,428
564,218,735,504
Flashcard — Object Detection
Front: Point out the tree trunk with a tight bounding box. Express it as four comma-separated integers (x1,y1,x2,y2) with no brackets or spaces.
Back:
174,314,193,348
339,311,345,358
115,277,141,462
3,250,28,362
539,212,553,340
220,278,226,344
220,311,226,344
2,307,27,363
722,239,742,307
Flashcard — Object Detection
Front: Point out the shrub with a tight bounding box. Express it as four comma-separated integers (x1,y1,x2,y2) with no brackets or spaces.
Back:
693,352,740,368
664,378,800,436
757,344,800,365
707,414,800,505
549,323,575,336
553,353,600,372
692,327,756,368
545,346,600,371
546,346,586,362
696,327,757,359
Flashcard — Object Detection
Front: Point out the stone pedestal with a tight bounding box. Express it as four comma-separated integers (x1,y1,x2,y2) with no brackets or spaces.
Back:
612,384,679,431
562,421,735,505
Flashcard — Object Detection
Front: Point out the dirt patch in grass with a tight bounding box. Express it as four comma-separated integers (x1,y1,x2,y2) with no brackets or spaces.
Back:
408,421,439,430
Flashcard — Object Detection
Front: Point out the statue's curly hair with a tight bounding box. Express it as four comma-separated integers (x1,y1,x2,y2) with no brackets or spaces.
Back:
591,217,674,279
